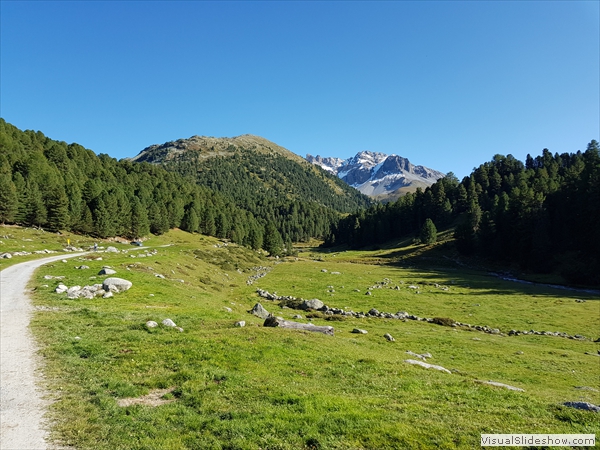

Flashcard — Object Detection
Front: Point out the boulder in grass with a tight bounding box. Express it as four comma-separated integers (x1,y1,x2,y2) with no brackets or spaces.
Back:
98,268,117,275
102,277,132,293
301,299,324,310
162,318,176,327
146,321,158,328
105,246,119,253
248,303,270,319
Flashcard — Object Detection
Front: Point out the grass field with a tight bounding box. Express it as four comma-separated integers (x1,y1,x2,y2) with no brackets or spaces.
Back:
4,226,597,449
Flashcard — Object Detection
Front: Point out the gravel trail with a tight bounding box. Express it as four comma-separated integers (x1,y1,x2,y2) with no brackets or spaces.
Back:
1,253,85,450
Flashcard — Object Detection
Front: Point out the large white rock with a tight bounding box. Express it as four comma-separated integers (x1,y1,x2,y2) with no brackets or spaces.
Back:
102,277,132,293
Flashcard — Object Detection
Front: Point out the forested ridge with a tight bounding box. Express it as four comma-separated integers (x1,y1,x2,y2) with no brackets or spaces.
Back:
135,135,373,245
0,119,303,254
325,141,600,286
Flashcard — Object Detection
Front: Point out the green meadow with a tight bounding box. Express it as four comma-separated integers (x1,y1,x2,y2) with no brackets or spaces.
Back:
3,226,597,449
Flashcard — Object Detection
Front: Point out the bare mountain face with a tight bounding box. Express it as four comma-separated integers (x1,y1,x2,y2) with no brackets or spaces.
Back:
132,134,307,165
306,151,445,201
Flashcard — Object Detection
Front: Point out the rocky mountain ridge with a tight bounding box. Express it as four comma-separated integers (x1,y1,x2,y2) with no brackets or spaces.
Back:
306,151,445,200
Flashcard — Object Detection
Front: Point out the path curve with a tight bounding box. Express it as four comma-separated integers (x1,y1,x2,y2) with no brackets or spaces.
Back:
1,253,86,450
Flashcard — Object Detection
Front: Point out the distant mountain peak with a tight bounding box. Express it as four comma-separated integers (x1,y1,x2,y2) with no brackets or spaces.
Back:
307,150,444,201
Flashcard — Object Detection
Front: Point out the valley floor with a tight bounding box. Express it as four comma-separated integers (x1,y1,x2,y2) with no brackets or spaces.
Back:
1,228,598,449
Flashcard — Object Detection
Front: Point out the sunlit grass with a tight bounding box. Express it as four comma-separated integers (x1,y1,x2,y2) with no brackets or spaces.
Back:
21,228,599,449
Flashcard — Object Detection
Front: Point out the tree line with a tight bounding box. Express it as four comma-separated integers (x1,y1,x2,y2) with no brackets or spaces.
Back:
0,119,288,255
325,141,600,286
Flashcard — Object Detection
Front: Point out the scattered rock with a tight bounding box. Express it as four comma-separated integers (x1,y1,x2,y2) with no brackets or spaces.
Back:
292,314,303,319
105,246,119,253
574,386,599,392
224,307,232,313
301,299,324,310
102,277,132,292
1,253,12,259
55,284,68,294
384,333,395,342
404,359,451,374
562,402,600,412
155,274,165,279
146,321,158,328
352,328,368,334
234,321,246,327
98,268,117,275
248,302,270,319
162,318,176,327
76,265,90,270
475,380,524,392
175,326,184,332
103,291,113,299
406,350,431,360
321,269,328,273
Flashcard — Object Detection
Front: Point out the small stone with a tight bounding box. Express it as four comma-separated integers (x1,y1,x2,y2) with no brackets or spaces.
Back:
224,307,232,313
146,321,158,328
476,380,524,392
162,318,176,327
62,259,67,263
352,328,368,334
98,268,117,275
103,291,114,299
76,265,90,270
105,246,119,253
235,321,246,327
384,333,395,342
562,402,600,412
175,327,184,332
404,359,451,374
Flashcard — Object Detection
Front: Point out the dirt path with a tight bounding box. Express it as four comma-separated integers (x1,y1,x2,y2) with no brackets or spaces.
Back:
1,253,85,450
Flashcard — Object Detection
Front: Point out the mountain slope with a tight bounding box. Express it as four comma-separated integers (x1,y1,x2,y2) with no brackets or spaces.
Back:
307,151,445,201
131,135,373,243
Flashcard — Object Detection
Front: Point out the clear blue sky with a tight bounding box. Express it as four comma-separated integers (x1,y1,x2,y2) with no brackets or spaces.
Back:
1,1,598,179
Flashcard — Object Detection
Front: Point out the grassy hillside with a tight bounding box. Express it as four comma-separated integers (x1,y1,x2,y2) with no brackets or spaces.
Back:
15,226,599,449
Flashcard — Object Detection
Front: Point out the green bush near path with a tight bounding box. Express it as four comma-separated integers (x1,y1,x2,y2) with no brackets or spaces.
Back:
25,228,599,449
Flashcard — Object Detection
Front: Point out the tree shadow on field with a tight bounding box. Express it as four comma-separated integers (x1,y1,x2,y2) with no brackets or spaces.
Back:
319,242,600,301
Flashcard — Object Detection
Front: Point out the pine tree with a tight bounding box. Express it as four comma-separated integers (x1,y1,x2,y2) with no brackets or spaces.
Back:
419,218,437,244
0,173,18,224
24,181,47,227
130,198,150,238
263,221,283,256
181,206,199,233
45,185,70,231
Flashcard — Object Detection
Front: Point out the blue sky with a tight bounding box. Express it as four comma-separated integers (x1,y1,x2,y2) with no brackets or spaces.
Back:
1,1,598,179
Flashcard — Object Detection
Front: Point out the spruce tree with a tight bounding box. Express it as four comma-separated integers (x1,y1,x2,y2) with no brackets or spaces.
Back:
263,221,283,256
419,218,437,244
0,173,18,224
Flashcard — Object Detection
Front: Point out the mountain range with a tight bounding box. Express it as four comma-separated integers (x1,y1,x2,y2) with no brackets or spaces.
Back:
306,151,445,202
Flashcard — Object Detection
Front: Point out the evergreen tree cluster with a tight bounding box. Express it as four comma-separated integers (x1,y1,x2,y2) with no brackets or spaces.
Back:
157,149,372,244
0,119,274,251
326,142,600,286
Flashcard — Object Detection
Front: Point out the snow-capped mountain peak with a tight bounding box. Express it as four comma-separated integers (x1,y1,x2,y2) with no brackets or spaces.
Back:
306,151,445,200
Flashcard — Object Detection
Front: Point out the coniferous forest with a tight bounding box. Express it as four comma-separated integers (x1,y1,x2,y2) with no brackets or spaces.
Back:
1,119,598,285
325,141,600,286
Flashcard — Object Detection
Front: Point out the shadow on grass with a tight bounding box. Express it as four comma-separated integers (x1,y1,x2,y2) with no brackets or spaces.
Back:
313,241,600,300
